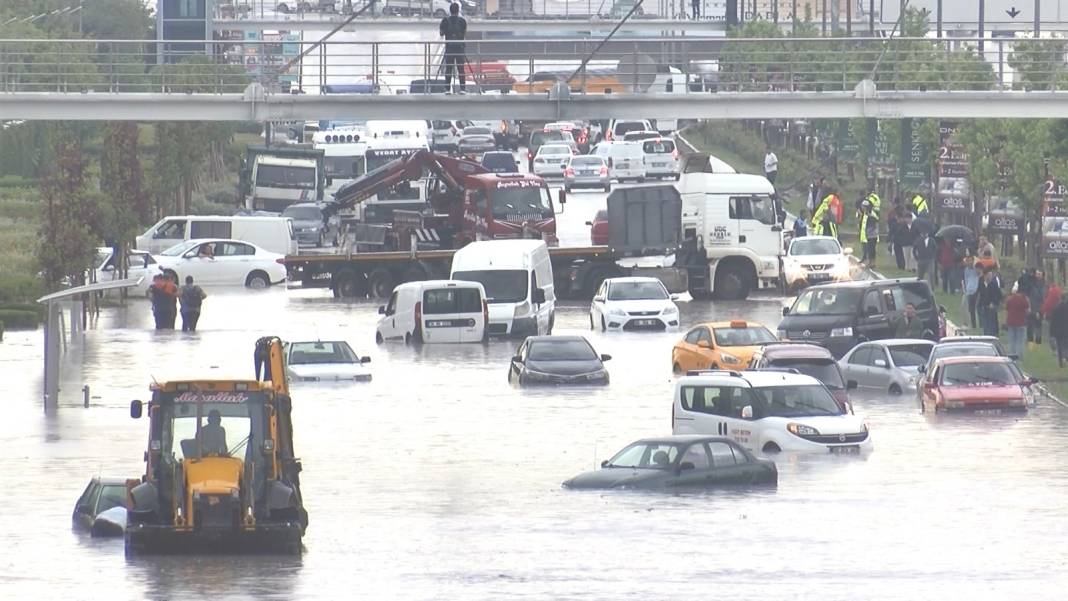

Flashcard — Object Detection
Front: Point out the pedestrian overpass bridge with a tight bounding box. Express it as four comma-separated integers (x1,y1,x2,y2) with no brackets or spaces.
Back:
2,35,1065,121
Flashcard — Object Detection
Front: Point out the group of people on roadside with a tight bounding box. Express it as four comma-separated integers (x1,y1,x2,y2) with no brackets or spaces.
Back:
148,274,207,332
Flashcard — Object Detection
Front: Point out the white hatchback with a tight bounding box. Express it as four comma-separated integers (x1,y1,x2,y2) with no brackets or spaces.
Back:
532,143,574,177
590,277,679,331
672,370,872,455
153,238,287,288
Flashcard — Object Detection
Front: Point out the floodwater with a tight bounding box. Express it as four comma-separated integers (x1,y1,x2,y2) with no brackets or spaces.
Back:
3,185,1068,600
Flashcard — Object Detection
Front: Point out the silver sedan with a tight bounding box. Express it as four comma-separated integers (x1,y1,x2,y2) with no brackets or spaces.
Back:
564,155,610,193
838,339,934,396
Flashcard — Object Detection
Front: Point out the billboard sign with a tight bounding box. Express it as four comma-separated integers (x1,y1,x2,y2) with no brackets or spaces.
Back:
1042,180,1067,257
937,121,971,214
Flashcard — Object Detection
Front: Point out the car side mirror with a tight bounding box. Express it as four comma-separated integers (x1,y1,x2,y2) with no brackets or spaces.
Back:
532,288,546,305
873,358,888,368
1009,354,1020,360
771,224,783,232
512,355,522,363
361,356,371,364
558,189,567,205
678,461,695,472
781,306,790,316
843,247,854,256
378,306,386,315
846,380,858,390
601,459,609,468
741,405,753,419
697,340,712,349
584,221,593,226
130,400,143,419
600,353,612,362
670,294,680,301
918,364,926,374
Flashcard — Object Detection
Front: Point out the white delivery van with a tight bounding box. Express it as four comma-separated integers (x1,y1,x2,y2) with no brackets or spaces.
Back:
640,138,680,180
593,141,646,182
376,280,488,344
676,171,783,300
135,216,298,255
450,239,556,337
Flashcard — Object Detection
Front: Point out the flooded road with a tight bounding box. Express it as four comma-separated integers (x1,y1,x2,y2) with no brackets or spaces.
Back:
3,180,1068,599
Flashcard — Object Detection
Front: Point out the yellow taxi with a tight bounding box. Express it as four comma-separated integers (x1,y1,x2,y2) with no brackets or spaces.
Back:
671,320,779,374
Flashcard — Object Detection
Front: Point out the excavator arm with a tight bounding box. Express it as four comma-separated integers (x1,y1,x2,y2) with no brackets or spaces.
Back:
327,149,488,218
254,336,289,396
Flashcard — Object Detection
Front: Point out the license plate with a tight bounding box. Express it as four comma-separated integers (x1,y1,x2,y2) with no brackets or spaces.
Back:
581,170,597,175
633,319,658,326
619,163,629,168
809,273,831,281
426,319,474,328
975,408,1002,415
829,445,860,454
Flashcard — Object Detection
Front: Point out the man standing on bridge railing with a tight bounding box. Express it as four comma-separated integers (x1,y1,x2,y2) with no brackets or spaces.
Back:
439,3,468,94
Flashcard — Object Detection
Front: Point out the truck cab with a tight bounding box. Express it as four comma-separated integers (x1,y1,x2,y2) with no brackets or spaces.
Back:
249,155,321,214
460,173,557,246
677,168,783,300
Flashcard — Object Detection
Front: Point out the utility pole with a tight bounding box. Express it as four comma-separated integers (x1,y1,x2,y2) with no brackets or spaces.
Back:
846,0,852,36
936,0,942,38
978,0,985,54
869,0,875,34
821,0,827,35
792,0,798,34
1035,0,1041,36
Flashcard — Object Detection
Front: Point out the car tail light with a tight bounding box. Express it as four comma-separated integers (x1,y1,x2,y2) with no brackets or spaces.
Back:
565,167,575,177
599,166,608,175
415,301,422,327
527,151,533,160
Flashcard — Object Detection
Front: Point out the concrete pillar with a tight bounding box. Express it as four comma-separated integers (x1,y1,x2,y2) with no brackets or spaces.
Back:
43,302,60,412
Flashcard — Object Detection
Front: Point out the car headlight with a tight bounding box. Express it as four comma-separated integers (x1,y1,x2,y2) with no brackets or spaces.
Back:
1022,385,1035,406
661,305,679,315
787,422,820,437
719,352,741,364
830,327,853,337
513,301,531,318
585,369,609,380
608,307,627,317
301,376,320,382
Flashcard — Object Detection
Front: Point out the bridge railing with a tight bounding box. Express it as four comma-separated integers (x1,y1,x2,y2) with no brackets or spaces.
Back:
0,36,1063,96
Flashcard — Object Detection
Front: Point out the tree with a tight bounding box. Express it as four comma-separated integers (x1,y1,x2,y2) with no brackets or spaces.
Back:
37,124,99,290
100,121,149,236
81,0,152,40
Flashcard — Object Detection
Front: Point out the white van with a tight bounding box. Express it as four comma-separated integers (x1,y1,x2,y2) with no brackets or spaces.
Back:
135,216,298,255
376,280,488,344
593,141,646,182
450,239,556,337
672,370,872,455
640,138,680,180
607,119,653,141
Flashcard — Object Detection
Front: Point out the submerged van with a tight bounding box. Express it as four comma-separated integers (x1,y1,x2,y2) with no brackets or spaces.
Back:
450,239,556,337
376,280,488,344
135,216,297,255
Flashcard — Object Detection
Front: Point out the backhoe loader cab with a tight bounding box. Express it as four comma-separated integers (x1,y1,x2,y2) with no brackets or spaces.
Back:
125,338,307,555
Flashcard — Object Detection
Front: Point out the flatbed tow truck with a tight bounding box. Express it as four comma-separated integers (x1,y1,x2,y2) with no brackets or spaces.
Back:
124,337,308,555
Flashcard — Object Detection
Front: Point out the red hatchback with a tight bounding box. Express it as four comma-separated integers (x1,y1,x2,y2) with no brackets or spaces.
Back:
587,209,609,245
921,356,1035,413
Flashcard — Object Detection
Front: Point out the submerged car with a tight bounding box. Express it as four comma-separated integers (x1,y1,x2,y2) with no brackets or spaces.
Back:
286,340,371,382
153,238,288,288
281,202,332,247
590,276,679,331
839,339,933,396
562,436,777,490
73,477,130,537
920,356,1035,413
748,342,851,411
508,335,610,385
672,320,777,373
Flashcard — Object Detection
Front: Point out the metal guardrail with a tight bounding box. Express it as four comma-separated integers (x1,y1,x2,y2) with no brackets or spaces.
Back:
0,36,1064,96
213,0,683,20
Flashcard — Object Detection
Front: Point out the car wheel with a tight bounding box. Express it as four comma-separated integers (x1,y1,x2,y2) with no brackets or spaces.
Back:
246,271,270,289
333,270,365,298
412,325,424,344
277,3,290,13
404,332,412,345
713,264,750,300
889,384,902,395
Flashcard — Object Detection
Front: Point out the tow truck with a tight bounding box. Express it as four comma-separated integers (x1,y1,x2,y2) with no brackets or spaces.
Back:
124,337,308,555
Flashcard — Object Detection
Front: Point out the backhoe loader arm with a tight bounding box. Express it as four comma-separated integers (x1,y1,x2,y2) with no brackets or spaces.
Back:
254,336,289,395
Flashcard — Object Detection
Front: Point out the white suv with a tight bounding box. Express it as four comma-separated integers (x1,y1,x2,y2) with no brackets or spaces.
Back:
671,370,872,455
590,276,679,331
782,236,853,291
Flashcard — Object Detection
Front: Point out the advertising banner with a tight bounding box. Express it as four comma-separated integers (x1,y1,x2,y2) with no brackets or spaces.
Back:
937,121,971,214
1042,180,1068,257
987,196,1024,233
899,118,927,190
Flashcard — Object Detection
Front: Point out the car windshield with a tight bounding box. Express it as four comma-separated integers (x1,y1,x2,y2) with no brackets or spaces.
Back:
771,359,845,388
940,362,1020,386
491,185,553,219
531,131,565,145
790,238,842,256
528,339,597,361
159,241,201,257
714,326,777,347
281,206,322,221
751,384,844,417
97,485,128,514
464,127,491,135
482,154,516,172
607,281,668,301
888,344,932,367
930,344,998,364
452,269,527,303
605,442,680,469
539,145,570,156
288,341,357,365
163,395,256,461
791,288,862,315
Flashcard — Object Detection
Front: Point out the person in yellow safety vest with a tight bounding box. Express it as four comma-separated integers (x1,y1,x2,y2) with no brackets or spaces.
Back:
811,192,839,239
866,191,882,218
911,190,929,216
859,200,879,267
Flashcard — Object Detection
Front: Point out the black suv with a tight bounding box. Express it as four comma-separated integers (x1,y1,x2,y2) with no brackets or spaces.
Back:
777,278,940,358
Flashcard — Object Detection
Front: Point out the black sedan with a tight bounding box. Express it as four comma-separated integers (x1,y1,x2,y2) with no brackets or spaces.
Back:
508,335,610,386
562,436,777,490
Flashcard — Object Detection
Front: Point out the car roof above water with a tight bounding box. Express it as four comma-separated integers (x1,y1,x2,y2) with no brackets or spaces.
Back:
677,370,820,388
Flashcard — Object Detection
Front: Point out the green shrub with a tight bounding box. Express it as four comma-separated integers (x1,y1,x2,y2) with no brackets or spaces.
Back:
0,309,40,329
0,273,45,303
